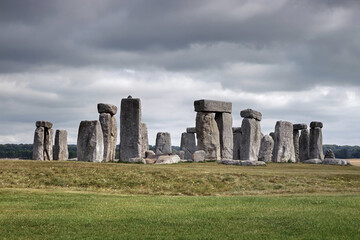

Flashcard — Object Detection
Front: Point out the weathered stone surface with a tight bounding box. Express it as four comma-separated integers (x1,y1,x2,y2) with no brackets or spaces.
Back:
155,132,172,155
77,120,104,162
54,130,68,160
215,112,233,160
233,128,242,160
192,150,206,162
310,121,323,128
180,132,196,160
194,99,232,113
128,158,146,164
178,150,185,160
309,127,324,160
186,127,196,133
110,116,117,161
44,128,53,160
299,129,310,162
272,121,296,163
240,118,262,161
325,149,335,159
36,121,53,129
293,130,300,162
221,159,240,165
303,158,323,164
196,112,221,161
140,123,149,158
240,109,262,121
240,160,266,166
293,123,307,130
33,127,44,160
258,135,274,162
269,132,275,140
155,155,181,164
323,158,350,166
99,113,113,162
97,103,118,116
120,97,142,162
145,150,155,158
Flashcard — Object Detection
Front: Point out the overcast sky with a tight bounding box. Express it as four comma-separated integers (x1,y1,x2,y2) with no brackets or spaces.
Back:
0,0,359,146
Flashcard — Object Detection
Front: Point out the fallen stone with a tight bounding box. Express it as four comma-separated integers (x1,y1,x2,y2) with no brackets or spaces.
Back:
155,155,181,164
194,99,232,113
272,121,296,163
240,160,266,166
258,135,274,162
77,120,104,162
192,150,206,162
233,128,242,160
303,158,323,164
309,126,324,160
97,103,118,116
33,127,44,160
299,129,310,162
128,158,146,164
240,109,262,121
155,132,172,155
240,118,262,161
186,127,196,133
325,149,335,159
196,112,220,161
293,123,307,130
215,112,233,160
221,159,240,165
145,150,155,158
310,121,323,128
322,158,350,166
54,130,68,160
180,132,196,160
36,121,53,129
145,157,156,164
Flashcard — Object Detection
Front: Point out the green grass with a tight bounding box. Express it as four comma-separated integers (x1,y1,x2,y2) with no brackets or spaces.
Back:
0,189,359,239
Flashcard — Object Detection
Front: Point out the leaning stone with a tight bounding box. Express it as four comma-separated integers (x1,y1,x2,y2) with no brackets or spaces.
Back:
310,121,323,128
155,155,181,164
196,112,221,161
240,160,266,166
99,113,113,162
293,123,307,130
194,99,232,113
178,150,185,160
221,159,240,165
322,158,350,166
140,123,149,158
97,103,118,116
215,112,233,160
186,127,196,133
192,150,206,162
240,109,262,121
303,159,323,164
145,150,155,158
155,132,172,155
120,97,142,162
36,121,53,129
299,129,310,162
54,130,68,160
325,149,335,159
77,120,104,162
240,118,262,161
309,127,324,160
44,128,53,160
272,121,296,163
33,127,44,160
233,128,242,160
180,132,196,160
258,135,274,162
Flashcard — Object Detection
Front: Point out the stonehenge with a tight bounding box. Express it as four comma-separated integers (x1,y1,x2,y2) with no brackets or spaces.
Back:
98,103,118,162
77,120,104,162
33,121,53,160
272,121,296,163
309,121,324,160
54,130,68,160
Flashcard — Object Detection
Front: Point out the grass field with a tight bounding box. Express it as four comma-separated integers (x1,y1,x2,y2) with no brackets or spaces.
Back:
0,160,359,239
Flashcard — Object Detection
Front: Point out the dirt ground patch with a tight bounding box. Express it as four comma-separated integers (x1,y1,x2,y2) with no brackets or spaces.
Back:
349,159,360,166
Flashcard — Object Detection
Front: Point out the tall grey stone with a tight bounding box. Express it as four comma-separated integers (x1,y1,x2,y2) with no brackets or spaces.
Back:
293,124,307,162
309,122,324,160
272,121,296,163
196,112,220,161
54,130,68,160
120,97,142,162
33,127,44,160
44,128,53,160
194,99,232,113
110,116,117,161
77,120,104,162
215,112,233,160
140,123,149,158
258,135,274,162
180,132,196,160
233,127,242,160
240,118,262,161
99,113,113,162
299,129,310,162
155,132,172,155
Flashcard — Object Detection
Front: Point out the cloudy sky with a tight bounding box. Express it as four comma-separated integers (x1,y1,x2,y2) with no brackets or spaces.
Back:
0,0,359,146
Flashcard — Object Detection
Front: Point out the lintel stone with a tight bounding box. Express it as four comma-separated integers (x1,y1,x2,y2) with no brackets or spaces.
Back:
194,99,232,113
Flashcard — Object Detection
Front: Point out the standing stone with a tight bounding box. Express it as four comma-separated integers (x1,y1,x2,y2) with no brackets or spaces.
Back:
77,120,104,162
99,113,113,162
110,116,117,161
258,135,274,162
269,132,275,140
299,129,310,162
196,112,220,161
155,132,172,155
232,127,242,160
178,151,185,160
44,128,53,160
140,123,149,158
120,97,142,162
215,112,233,160
293,124,307,162
309,122,324,160
54,130,68,160
180,132,196,160
240,118,262,161
33,127,44,160
272,121,296,163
